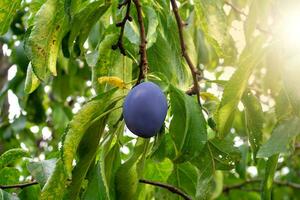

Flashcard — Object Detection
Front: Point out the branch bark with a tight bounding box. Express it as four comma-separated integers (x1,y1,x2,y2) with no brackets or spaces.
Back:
112,0,132,55
132,0,148,85
170,0,201,105
139,179,192,200
223,179,300,192
224,1,272,35
0,181,38,189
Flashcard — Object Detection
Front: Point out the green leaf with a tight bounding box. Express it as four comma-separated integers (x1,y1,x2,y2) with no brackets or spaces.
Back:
62,89,120,177
27,159,57,187
145,6,158,48
215,36,267,138
169,85,207,163
143,158,173,182
209,137,241,170
18,185,40,200
194,0,237,63
0,189,20,200
24,62,40,94
242,90,264,157
25,0,69,80
0,167,20,185
115,140,147,200
103,143,121,199
82,162,108,200
68,1,110,55
92,33,118,92
64,118,108,200
261,154,279,200
40,159,67,200
164,162,198,199
147,32,190,87
0,0,22,35
0,148,29,169
257,117,300,158
191,144,215,200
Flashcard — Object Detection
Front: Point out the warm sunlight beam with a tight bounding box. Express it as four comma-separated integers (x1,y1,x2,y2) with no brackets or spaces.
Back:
281,12,300,47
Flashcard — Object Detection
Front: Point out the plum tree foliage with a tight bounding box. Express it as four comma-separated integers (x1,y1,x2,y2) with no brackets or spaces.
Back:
0,0,300,200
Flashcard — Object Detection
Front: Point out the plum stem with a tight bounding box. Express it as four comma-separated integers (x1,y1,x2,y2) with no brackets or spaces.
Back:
170,0,202,105
133,0,148,86
139,179,192,200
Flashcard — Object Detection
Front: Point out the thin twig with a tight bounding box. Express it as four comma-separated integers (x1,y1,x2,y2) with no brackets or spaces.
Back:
139,179,192,200
0,181,38,189
112,0,132,55
170,0,201,105
132,0,148,85
223,179,300,192
224,0,272,35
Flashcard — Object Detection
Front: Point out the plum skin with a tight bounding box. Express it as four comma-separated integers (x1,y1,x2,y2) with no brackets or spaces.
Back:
123,82,168,138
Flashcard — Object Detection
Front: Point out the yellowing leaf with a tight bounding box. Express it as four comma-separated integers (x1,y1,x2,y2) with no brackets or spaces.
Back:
0,0,22,35
98,76,127,89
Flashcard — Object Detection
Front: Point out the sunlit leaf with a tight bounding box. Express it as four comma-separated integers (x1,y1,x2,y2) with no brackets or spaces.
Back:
257,117,300,158
242,90,264,157
215,36,267,138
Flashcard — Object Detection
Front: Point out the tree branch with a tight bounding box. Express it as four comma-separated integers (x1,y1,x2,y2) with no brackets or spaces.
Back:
170,0,201,105
0,181,38,189
139,179,192,200
224,1,272,35
132,0,148,85
112,0,132,55
223,179,300,192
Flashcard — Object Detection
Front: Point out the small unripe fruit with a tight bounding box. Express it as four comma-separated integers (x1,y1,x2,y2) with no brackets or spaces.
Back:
123,82,168,138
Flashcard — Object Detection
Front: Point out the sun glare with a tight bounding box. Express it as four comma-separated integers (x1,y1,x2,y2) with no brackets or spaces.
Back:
281,12,300,47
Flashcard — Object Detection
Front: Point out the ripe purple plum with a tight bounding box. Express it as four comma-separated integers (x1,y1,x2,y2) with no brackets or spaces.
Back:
123,82,168,138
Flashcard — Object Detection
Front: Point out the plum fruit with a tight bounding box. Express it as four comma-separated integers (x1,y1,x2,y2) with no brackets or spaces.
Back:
123,82,168,138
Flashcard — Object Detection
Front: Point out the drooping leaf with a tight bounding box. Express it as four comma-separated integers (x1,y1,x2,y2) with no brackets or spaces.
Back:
242,90,264,157
64,118,108,200
103,143,121,200
169,85,207,163
62,89,120,176
82,162,108,200
0,148,29,169
257,117,300,158
0,0,22,35
40,159,67,200
24,62,40,94
194,0,237,63
68,1,110,55
261,154,279,200
215,36,267,138
27,158,57,187
25,0,69,80
115,139,148,200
